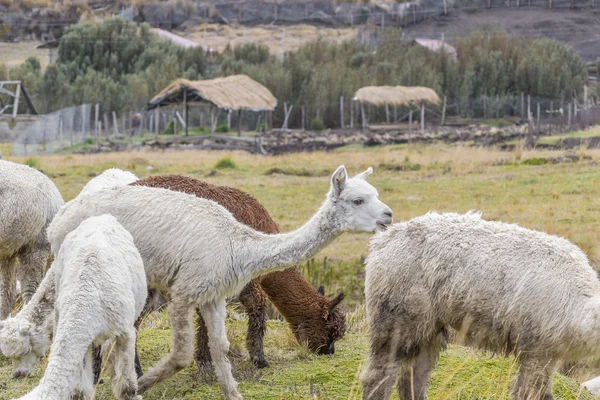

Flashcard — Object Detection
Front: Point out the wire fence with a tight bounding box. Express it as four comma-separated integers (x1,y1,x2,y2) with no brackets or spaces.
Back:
8,91,600,156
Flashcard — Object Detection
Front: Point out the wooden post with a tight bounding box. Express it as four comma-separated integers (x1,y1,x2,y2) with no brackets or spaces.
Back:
58,115,63,149
112,111,119,137
154,107,159,138
340,96,344,129
574,98,578,118
210,106,216,134
173,117,177,136
138,113,144,136
409,108,413,134
237,110,242,136
420,101,425,135
483,95,487,119
350,101,354,130
549,0,552,8
393,105,398,123
301,105,305,130
122,114,126,136
584,84,588,109
550,101,554,114
361,102,367,132
103,113,110,139
568,102,572,129
94,104,99,139
12,82,20,118
441,96,447,125
385,103,390,124
183,90,188,136
520,92,525,117
536,102,540,134
527,95,531,121
227,109,232,130
443,0,447,15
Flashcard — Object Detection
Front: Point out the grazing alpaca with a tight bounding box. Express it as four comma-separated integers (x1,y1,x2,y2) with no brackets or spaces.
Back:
0,168,139,379
583,376,600,395
131,175,347,370
12,215,146,400
47,165,392,399
361,212,600,400
0,160,63,318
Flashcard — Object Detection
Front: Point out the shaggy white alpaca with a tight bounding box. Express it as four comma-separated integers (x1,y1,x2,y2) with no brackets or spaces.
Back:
47,165,392,399
361,211,600,400
0,168,139,378
582,376,600,395
13,214,147,400
0,160,63,318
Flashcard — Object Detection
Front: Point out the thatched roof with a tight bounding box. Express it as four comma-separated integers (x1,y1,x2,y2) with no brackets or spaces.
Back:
148,75,277,111
353,86,440,106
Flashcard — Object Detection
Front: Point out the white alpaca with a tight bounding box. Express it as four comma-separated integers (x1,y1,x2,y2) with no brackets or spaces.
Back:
12,214,147,400
0,168,139,378
47,165,392,399
0,160,63,318
582,376,600,395
361,211,600,400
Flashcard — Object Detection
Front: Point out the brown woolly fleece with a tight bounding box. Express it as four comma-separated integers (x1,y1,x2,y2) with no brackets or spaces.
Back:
131,175,347,368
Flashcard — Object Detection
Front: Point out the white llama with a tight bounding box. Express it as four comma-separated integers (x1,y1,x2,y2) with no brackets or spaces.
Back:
0,168,139,378
47,165,393,399
361,212,600,400
0,160,63,318
13,214,147,400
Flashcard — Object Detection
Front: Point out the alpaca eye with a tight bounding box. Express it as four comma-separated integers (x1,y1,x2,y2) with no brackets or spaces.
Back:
353,199,364,206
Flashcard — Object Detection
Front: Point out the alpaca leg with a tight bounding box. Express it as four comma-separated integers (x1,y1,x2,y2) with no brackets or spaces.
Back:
360,320,407,400
238,279,269,368
137,299,194,394
512,358,557,400
396,331,447,400
17,243,49,304
72,347,95,400
112,329,142,400
0,256,18,319
194,308,213,375
92,345,103,384
202,300,242,400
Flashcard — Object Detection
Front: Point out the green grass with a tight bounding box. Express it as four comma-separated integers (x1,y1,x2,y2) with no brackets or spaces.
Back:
3,145,600,398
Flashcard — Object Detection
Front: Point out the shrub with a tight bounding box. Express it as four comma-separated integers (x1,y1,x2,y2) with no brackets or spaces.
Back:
522,157,548,166
160,121,175,135
310,118,325,131
216,123,230,133
214,156,237,170
24,157,39,169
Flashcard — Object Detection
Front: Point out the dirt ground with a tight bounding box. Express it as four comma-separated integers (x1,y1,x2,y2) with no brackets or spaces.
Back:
403,7,600,62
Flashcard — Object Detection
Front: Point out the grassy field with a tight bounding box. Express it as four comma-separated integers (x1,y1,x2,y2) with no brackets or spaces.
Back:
2,143,600,399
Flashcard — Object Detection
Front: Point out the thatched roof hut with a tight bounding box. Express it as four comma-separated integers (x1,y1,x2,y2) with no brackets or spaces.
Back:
353,85,440,107
147,75,277,112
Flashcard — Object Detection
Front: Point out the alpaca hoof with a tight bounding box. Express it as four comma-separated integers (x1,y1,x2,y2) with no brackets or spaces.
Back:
252,358,269,369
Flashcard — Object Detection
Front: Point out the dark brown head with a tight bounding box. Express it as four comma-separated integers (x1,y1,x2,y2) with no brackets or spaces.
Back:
296,287,346,355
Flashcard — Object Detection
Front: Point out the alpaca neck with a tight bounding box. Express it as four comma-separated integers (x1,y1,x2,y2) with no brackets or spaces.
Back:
245,196,342,277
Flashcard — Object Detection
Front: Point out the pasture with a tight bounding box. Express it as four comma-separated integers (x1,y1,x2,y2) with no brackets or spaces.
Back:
1,142,600,399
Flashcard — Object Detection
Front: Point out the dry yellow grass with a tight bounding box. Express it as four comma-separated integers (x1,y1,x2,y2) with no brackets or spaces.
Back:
183,23,358,54
0,42,49,69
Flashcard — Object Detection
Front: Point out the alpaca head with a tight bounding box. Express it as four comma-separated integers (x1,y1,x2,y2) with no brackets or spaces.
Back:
0,318,47,378
296,287,346,355
328,166,392,233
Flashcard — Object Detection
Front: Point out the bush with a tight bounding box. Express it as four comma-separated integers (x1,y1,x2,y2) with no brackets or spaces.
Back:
215,123,230,133
310,118,325,131
522,157,548,166
160,120,175,135
214,156,237,170
24,157,40,169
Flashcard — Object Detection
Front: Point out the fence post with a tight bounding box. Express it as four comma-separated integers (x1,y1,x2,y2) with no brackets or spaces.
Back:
420,101,425,135
441,96,447,125
227,109,232,130
112,111,119,137
536,102,540,134
527,95,531,122
567,102,572,129
350,101,354,130
520,92,525,118
443,0,447,14
94,104,99,139
301,105,305,130
385,103,390,124
584,84,588,109
155,107,159,138
103,113,110,139
361,102,367,133
238,110,242,136
483,95,487,119
340,96,345,129
409,108,413,134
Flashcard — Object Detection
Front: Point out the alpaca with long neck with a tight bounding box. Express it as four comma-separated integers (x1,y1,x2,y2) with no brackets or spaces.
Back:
13,214,147,400
131,175,347,370
47,165,392,399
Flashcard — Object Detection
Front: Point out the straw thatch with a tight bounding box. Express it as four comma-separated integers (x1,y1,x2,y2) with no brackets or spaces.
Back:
148,75,277,111
353,86,440,107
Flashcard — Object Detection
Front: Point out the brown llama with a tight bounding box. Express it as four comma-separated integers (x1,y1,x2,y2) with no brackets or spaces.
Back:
130,175,346,370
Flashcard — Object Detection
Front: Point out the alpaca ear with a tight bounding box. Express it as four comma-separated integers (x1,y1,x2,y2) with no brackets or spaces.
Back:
328,293,345,313
354,167,373,181
330,165,347,197
317,285,325,296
